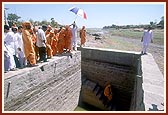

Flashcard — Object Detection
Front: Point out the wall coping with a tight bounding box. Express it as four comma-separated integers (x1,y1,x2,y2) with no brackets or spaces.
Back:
141,53,165,111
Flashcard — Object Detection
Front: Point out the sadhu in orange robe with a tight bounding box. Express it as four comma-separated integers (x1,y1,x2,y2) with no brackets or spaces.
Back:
104,84,113,101
29,28,39,61
80,26,86,47
46,31,54,58
51,28,59,56
45,25,52,36
57,27,66,54
64,25,72,52
22,22,36,66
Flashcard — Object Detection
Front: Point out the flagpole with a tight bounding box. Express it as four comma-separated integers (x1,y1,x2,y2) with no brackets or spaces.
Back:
74,15,78,22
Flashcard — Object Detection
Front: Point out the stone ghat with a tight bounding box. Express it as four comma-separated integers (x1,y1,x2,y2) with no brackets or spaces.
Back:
78,47,164,111
3,51,81,111
82,59,136,92
81,60,135,111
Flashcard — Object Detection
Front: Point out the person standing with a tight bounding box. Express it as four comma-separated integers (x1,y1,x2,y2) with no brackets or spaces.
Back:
80,26,86,47
71,22,78,51
22,22,37,67
12,26,21,68
46,31,54,59
141,26,153,55
4,25,16,71
36,25,48,62
57,27,66,54
51,28,59,56
17,26,25,55
65,25,72,52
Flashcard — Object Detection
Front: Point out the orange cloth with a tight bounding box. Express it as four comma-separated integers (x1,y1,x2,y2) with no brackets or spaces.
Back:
29,29,39,61
51,32,59,55
22,29,36,65
57,29,65,54
45,30,50,36
46,33,54,58
80,28,86,45
104,84,113,101
64,26,72,51
29,29,36,44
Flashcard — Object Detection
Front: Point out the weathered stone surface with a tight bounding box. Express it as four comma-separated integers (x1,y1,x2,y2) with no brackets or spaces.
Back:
3,47,164,112
79,47,138,111
141,53,164,111
79,47,164,111
4,51,81,111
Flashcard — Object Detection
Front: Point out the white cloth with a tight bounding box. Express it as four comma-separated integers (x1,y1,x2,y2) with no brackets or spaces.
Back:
4,31,16,69
36,29,46,47
142,30,153,45
71,26,78,49
16,32,25,56
142,30,153,53
4,31,15,55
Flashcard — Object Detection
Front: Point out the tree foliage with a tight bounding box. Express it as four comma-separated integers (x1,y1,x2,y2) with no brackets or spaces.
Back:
103,16,164,29
50,18,58,28
7,13,21,27
158,16,164,29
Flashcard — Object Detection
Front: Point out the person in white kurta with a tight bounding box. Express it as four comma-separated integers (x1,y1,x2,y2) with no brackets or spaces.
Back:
71,22,78,51
16,26,25,56
141,26,153,55
4,25,16,71
14,26,27,67
12,27,21,68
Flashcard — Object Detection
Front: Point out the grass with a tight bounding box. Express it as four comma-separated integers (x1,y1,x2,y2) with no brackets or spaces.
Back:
106,28,164,45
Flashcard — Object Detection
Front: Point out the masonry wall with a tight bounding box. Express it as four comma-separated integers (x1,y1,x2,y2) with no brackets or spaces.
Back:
141,53,164,111
78,47,141,110
3,51,81,111
79,47,164,111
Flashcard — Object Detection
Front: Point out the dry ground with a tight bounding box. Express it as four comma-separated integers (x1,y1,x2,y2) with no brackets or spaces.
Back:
77,32,164,75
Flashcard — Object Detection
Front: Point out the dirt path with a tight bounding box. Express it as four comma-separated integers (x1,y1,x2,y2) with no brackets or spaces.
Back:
79,33,164,75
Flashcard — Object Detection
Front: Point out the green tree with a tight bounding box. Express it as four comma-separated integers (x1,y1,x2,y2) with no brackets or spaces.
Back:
150,21,154,26
7,13,21,27
41,20,50,26
158,16,164,29
51,18,58,28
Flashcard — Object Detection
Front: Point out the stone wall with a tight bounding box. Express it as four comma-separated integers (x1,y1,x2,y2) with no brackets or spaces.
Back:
130,53,164,111
141,53,164,111
3,51,81,111
78,47,140,111
78,47,164,111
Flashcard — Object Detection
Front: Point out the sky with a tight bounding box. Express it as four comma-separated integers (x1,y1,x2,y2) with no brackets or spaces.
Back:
3,2,165,28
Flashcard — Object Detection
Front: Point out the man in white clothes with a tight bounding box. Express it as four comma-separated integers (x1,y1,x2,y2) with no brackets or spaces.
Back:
15,26,26,67
36,25,48,62
12,26,20,68
71,21,78,51
141,26,153,55
17,26,25,55
4,25,16,71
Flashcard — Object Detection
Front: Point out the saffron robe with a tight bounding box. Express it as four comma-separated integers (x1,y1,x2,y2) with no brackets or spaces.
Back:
80,29,86,45
64,28,72,51
22,29,36,65
57,30,65,54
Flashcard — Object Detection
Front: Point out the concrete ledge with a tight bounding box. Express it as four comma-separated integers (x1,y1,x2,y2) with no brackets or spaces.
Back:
3,51,81,111
141,53,164,111
78,47,141,67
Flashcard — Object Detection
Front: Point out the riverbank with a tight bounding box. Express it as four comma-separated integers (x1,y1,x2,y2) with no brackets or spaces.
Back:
78,28,164,75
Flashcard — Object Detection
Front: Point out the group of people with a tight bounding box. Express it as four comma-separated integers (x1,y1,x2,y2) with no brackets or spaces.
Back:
4,21,86,73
